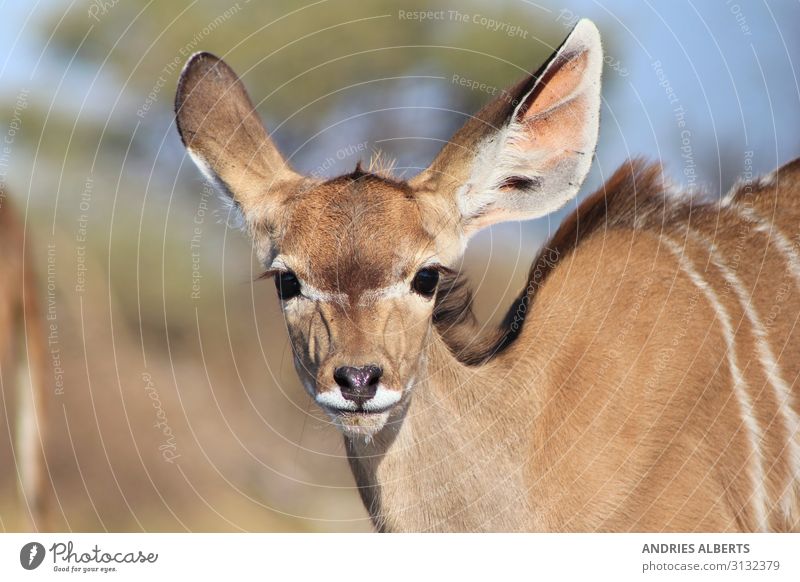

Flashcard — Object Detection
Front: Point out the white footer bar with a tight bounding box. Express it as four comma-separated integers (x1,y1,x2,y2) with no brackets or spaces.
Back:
1,533,798,581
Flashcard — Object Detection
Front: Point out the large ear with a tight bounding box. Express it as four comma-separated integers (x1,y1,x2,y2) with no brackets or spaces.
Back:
175,52,303,221
411,19,603,236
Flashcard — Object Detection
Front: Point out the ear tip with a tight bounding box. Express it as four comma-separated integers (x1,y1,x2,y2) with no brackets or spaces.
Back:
186,51,222,66
176,52,230,111
569,18,602,49
573,18,600,34
180,51,223,80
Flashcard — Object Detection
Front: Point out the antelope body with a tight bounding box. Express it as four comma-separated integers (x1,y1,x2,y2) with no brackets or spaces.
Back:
0,193,48,530
175,20,800,531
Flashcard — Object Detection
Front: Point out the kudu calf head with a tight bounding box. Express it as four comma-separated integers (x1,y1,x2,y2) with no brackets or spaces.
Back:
175,20,602,437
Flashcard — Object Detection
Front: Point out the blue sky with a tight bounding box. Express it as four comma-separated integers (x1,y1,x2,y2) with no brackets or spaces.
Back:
2,1,798,196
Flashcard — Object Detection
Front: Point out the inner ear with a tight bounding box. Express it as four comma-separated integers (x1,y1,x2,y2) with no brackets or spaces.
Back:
509,38,598,162
412,19,603,238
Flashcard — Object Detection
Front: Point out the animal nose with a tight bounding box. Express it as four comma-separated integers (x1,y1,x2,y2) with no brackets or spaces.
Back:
334,365,383,406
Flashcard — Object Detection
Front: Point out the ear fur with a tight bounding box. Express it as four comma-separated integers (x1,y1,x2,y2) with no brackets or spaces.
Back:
175,52,303,222
412,19,603,237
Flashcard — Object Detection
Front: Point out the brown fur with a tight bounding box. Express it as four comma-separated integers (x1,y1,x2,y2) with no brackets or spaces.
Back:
0,193,49,531
339,157,800,532
435,159,670,364
175,21,800,531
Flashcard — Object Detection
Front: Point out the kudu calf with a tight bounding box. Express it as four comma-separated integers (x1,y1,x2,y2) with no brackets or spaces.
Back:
175,20,800,531
0,193,48,530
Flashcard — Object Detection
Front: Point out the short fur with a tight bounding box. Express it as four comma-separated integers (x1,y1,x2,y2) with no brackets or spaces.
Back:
435,159,668,364
175,20,800,531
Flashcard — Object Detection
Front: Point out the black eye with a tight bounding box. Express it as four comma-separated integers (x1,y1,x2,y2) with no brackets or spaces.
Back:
411,267,439,297
275,271,301,300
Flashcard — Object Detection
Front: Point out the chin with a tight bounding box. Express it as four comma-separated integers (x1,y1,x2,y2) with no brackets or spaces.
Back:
331,410,390,439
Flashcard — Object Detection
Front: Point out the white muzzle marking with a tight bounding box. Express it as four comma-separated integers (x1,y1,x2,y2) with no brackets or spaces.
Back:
315,385,401,412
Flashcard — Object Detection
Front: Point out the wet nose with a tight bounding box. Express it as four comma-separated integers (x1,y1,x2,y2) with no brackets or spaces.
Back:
334,365,383,407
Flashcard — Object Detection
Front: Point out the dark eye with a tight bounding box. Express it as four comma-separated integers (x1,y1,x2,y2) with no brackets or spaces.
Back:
411,267,439,297
275,271,301,300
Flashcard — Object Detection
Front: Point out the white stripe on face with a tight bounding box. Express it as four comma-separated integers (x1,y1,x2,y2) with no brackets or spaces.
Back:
355,257,448,306
299,283,348,304
315,390,358,412
270,256,349,305
357,282,409,306
315,385,401,413
362,386,402,412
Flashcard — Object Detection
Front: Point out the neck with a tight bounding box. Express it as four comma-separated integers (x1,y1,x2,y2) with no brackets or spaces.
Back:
344,330,539,532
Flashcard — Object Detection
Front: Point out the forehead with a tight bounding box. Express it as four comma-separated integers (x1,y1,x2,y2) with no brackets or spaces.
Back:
277,171,433,292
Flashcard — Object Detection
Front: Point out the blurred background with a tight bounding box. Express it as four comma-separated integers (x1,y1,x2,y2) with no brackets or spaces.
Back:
0,0,798,531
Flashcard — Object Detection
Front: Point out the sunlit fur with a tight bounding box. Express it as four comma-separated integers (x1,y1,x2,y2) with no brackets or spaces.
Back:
275,170,444,437
176,20,800,531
